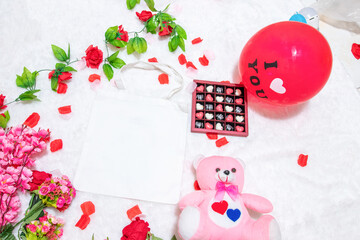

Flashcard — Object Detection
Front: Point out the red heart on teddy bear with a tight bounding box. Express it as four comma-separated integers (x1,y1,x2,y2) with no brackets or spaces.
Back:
211,200,228,215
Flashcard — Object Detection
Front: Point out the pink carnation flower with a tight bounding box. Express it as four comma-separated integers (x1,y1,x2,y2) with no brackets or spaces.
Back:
39,186,49,195
27,224,37,233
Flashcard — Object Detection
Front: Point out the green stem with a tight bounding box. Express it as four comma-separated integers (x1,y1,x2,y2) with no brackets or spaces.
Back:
36,69,52,73
67,59,80,65
104,40,110,64
128,25,147,35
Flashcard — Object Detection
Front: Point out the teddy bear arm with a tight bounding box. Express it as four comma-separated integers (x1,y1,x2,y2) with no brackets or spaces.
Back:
178,191,206,210
241,193,273,213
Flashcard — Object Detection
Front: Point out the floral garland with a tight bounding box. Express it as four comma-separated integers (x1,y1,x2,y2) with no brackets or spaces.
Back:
0,1,186,239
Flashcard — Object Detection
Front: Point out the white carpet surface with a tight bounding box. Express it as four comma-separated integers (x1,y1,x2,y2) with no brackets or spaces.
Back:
1,0,360,239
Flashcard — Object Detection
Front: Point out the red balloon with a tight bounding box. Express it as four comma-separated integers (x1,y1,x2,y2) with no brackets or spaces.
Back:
239,21,332,105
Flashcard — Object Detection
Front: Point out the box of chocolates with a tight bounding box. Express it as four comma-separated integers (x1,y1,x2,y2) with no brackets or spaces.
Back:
191,80,248,137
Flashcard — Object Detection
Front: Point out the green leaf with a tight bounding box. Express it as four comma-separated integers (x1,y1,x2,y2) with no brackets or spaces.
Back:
0,224,16,240
160,12,175,22
51,77,58,91
109,39,127,48
168,36,179,52
16,75,26,89
105,26,118,41
133,37,147,54
126,0,137,9
127,38,135,54
92,234,95,240
152,236,163,240
17,90,41,101
175,25,187,40
21,67,34,88
108,50,120,62
51,44,68,62
67,43,70,60
103,64,114,81
110,58,126,69
178,37,185,52
171,236,177,240
23,201,45,224
146,16,159,34
63,66,77,72
0,110,10,129
55,63,66,70
144,0,156,11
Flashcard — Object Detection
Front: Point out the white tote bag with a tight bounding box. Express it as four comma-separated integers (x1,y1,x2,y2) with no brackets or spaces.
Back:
74,62,188,204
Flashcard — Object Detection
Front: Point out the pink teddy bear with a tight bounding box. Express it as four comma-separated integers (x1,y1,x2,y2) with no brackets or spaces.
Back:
178,156,281,240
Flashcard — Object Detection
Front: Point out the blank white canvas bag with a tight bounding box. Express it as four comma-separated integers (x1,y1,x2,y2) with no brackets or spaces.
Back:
74,62,188,204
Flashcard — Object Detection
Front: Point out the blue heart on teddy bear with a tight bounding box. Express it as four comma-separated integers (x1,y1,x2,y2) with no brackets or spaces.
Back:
226,209,241,222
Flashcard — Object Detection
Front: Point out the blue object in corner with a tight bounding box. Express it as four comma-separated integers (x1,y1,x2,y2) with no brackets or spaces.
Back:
289,12,307,23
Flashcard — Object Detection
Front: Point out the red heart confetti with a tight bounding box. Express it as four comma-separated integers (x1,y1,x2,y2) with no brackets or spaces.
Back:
225,115,233,122
195,112,204,119
196,85,204,92
57,83,68,94
178,54,187,65
58,105,72,114
127,205,142,220
186,61,197,70
351,43,360,60
158,73,169,84
199,55,209,66
191,37,203,44
194,180,201,190
88,74,101,82
226,88,234,94
206,132,218,140
235,126,244,132
235,98,243,104
216,104,223,111
148,57,158,63
211,201,228,215
298,154,308,167
23,112,40,128
50,139,63,152
205,94,213,101
216,137,229,147
205,123,213,129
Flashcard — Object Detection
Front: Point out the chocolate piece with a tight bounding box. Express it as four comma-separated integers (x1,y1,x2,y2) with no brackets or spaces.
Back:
216,113,224,120
195,121,204,128
235,106,243,113
196,103,204,110
236,115,244,122
226,123,234,131
196,94,204,100
206,85,214,92
225,96,234,103
216,86,224,93
205,103,214,110
205,113,214,120
235,89,242,96
225,105,234,112
216,122,224,130
216,96,224,102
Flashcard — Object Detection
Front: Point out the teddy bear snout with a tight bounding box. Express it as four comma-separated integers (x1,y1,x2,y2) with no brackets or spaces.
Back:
224,170,230,175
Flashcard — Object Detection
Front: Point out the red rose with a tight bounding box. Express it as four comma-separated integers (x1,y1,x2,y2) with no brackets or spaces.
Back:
121,218,150,240
58,72,72,82
351,43,360,60
84,45,103,69
117,25,129,42
0,94,7,110
158,22,173,36
48,71,72,82
136,10,153,22
29,170,52,191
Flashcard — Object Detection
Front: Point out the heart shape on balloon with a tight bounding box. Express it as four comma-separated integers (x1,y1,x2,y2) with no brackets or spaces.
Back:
270,78,286,94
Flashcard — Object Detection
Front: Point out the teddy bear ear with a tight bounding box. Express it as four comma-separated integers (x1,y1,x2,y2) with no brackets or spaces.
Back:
193,154,206,170
235,157,246,169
